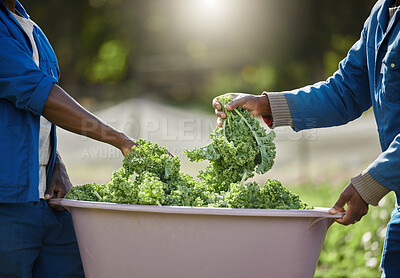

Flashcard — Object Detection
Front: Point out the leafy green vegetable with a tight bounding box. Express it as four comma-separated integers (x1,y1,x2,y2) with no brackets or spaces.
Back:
123,139,180,182
66,97,309,210
135,171,167,205
65,183,109,202
66,140,200,206
107,168,137,204
185,94,276,191
224,180,309,210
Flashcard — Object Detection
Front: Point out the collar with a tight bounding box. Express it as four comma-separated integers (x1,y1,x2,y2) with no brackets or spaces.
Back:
377,0,397,31
0,1,29,19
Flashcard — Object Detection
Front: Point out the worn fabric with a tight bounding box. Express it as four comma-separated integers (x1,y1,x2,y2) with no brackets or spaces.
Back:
0,200,85,278
0,1,59,202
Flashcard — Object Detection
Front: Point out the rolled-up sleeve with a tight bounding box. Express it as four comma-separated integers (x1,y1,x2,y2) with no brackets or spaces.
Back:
0,37,57,116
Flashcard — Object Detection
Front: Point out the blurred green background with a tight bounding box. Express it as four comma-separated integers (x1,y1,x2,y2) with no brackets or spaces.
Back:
24,0,376,110
23,0,392,277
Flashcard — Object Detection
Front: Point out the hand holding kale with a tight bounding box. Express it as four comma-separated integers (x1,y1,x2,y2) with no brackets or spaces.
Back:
186,94,276,191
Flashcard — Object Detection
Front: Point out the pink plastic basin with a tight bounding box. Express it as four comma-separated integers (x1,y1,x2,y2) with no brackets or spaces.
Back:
50,199,342,278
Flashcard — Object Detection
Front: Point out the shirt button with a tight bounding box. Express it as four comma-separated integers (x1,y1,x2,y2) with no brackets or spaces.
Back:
391,63,395,68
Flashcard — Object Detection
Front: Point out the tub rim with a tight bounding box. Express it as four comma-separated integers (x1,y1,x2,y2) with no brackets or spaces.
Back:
50,198,344,218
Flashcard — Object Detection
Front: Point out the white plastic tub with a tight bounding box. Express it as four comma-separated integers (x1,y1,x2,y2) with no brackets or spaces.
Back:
50,199,342,278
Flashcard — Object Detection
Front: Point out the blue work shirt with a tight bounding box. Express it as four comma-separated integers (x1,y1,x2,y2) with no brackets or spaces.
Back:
0,1,59,202
283,0,400,197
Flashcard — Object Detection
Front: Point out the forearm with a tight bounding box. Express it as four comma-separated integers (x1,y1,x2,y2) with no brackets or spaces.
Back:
263,30,371,131
284,78,370,131
43,84,133,152
264,80,371,131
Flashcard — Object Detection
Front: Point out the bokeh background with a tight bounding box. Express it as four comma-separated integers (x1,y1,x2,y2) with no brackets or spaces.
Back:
24,0,394,277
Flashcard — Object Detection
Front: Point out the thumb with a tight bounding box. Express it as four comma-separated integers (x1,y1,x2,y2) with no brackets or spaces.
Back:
44,183,55,200
329,192,350,214
225,97,244,111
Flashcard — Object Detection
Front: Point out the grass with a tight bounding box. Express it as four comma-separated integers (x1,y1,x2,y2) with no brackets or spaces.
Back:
289,182,396,278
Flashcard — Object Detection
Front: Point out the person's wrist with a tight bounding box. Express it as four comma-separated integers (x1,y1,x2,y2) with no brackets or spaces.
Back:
258,95,271,117
117,133,136,156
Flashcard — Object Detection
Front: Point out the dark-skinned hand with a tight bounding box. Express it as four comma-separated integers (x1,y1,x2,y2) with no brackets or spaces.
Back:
212,93,270,127
44,152,73,211
120,138,137,157
329,183,369,225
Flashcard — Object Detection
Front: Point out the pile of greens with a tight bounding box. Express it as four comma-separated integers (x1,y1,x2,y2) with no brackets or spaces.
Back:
66,95,309,209
67,140,210,207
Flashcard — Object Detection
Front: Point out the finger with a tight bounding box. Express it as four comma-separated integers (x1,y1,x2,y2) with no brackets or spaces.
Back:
329,192,350,214
212,96,221,110
44,192,53,200
335,209,357,226
215,109,226,119
336,198,367,225
44,184,55,199
49,185,62,199
331,207,346,224
340,203,368,225
44,179,56,200
225,97,245,111
55,189,65,199
333,208,364,225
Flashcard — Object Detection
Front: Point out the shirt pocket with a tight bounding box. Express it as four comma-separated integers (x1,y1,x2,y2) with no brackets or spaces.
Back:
382,51,400,103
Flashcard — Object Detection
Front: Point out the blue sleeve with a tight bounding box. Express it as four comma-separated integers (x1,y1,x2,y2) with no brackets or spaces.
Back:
0,36,57,116
284,23,371,132
368,134,400,194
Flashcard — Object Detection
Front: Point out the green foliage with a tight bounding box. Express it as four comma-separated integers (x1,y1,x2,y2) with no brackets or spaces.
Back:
67,136,307,210
186,94,276,192
166,173,209,207
66,97,305,210
65,183,108,202
107,168,137,204
85,40,129,84
135,171,167,206
209,66,278,100
225,180,309,210
23,0,378,107
123,139,180,182
324,34,357,78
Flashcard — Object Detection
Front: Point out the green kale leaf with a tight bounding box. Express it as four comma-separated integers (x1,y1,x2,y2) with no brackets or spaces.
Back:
185,94,276,191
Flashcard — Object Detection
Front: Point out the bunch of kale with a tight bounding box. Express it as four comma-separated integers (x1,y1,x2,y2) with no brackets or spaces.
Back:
67,139,212,207
185,94,276,192
66,96,309,210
